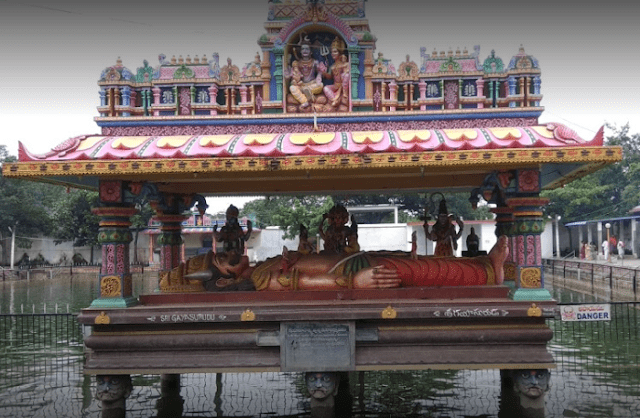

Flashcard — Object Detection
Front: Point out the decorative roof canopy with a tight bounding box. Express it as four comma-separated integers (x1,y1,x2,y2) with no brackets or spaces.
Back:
4,123,620,196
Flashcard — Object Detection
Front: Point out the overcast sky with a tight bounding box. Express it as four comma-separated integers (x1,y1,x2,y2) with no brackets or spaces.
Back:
1,0,638,178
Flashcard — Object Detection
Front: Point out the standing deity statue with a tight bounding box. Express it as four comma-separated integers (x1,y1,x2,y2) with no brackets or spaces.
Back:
424,198,464,257
213,205,252,254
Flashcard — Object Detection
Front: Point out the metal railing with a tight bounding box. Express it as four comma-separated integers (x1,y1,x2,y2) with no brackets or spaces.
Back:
544,259,640,300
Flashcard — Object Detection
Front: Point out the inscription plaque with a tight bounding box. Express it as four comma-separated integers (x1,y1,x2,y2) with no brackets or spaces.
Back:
281,322,355,372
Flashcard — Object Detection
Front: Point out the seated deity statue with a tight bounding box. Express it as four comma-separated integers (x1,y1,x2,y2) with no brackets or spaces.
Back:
297,224,316,255
286,38,326,112
318,204,359,254
290,60,303,86
184,235,509,292
465,227,480,256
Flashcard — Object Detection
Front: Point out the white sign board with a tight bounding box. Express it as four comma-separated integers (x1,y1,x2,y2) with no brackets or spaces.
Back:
560,304,611,322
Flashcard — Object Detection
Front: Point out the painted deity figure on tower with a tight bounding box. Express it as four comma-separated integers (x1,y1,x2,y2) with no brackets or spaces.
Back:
288,37,326,109
322,37,350,110
424,198,464,257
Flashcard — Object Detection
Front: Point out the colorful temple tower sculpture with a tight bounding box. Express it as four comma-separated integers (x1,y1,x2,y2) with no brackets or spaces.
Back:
97,0,541,119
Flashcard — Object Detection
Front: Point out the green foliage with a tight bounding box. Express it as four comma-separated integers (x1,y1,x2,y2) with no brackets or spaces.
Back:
240,191,492,239
0,146,63,250
50,189,100,248
241,196,335,239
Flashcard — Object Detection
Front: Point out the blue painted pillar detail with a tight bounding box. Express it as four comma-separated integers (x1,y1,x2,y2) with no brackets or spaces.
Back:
121,87,131,116
508,76,517,108
533,76,542,106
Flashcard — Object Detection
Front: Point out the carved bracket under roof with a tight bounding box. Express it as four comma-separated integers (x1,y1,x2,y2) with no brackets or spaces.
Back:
124,182,208,216
469,171,516,209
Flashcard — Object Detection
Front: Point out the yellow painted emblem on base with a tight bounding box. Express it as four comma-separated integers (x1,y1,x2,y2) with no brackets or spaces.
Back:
95,311,111,325
527,303,542,317
381,305,397,319
241,309,256,321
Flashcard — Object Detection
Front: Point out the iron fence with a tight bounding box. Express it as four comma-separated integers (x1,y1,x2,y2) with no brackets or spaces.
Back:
1,306,640,417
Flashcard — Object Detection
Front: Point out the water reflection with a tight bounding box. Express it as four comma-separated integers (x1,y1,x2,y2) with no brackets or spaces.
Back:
1,274,639,417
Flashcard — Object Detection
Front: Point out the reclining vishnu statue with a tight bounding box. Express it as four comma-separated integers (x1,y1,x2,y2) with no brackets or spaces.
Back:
160,204,509,293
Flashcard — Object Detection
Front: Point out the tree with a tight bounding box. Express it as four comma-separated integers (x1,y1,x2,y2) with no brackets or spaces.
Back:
50,189,101,263
0,146,62,264
241,196,335,239
240,191,492,241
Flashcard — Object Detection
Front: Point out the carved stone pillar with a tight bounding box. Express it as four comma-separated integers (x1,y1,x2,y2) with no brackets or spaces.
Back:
91,181,138,308
155,213,187,273
505,169,552,301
